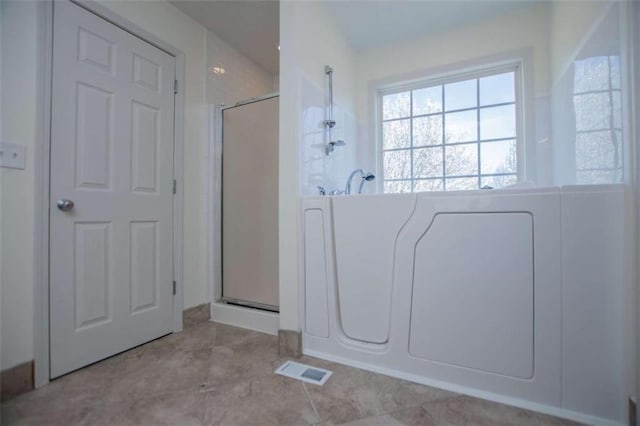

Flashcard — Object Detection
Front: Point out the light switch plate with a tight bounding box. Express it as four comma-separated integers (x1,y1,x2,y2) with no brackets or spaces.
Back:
0,142,26,169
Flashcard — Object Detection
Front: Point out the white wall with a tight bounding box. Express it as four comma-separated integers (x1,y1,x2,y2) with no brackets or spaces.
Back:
279,1,358,331
353,4,551,185
0,0,38,371
0,0,209,371
355,3,551,111
206,31,274,106
549,1,612,86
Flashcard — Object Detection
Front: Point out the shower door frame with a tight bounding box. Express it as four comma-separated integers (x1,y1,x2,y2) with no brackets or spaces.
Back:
213,93,280,313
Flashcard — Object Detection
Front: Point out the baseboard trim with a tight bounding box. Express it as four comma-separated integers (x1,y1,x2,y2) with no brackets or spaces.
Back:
0,360,34,402
278,329,302,358
210,301,278,335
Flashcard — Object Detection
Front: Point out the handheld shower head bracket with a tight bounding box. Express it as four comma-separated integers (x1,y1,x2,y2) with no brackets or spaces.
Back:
326,140,346,155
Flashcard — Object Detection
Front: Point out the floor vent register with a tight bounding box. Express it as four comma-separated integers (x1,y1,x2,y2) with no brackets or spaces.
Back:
275,361,333,385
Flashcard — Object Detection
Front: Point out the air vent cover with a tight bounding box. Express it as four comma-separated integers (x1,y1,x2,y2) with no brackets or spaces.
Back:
275,361,332,385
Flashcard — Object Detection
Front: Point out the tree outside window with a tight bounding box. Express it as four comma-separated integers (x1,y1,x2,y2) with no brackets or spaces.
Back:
381,69,519,193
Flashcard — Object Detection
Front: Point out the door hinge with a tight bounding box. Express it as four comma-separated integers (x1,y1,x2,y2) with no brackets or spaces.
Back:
173,80,178,94
172,280,177,295
173,179,177,194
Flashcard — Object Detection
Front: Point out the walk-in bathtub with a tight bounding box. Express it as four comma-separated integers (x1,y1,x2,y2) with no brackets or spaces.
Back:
300,184,634,425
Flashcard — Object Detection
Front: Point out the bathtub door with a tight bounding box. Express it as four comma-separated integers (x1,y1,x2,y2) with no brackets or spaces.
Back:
221,96,279,310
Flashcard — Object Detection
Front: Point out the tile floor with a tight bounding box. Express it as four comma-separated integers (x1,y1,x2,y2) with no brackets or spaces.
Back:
1,306,581,425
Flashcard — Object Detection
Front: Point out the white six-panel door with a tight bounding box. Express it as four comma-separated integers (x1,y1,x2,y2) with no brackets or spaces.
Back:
50,2,176,378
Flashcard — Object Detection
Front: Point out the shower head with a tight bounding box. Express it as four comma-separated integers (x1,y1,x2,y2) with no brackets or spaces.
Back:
355,171,376,194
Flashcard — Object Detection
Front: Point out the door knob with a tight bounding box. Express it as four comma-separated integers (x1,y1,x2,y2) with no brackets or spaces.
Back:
57,199,75,212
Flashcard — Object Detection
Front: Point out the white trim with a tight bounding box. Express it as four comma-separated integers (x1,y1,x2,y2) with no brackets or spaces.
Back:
612,2,640,412
303,348,625,426
34,0,186,385
520,48,537,185
172,55,185,333
206,104,223,308
33,0,54,388
72,1,179,57
628,0,640,407
221,92,279,111
370,48,536,193
376,62,521,96
210,302,278,336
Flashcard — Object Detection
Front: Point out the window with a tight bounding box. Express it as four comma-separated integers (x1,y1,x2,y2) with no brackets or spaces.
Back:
380,67,520,193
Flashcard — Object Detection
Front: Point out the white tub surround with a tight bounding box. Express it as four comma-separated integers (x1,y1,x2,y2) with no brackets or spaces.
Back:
301,185,634,426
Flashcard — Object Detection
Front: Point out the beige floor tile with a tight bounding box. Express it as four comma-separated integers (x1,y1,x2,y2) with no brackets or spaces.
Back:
105,346,213,402
1,399,94,426
86,390,206,426
183,304,211,327
203,374,318,425
420,395,582,426
151,322,218,354
204,333,280,390
338,413,407,426
300,357,454,425
1,355,123,425
387,405,436,426
211,322,263,347
1,318,581,426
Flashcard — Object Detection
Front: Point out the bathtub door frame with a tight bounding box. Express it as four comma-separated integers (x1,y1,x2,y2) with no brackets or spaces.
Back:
33,0,186,387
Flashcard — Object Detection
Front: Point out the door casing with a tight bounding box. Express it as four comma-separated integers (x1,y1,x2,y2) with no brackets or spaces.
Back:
33,0,185,386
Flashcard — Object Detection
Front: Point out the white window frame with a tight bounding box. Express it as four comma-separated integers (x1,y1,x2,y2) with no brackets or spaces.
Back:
373,52,535,193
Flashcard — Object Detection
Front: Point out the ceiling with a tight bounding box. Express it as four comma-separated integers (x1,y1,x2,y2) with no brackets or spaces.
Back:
325,0,540,52
170,0,537,74
170,0,279,74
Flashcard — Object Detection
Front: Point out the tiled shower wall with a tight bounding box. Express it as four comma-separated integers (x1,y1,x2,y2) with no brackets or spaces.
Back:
206,31,276,106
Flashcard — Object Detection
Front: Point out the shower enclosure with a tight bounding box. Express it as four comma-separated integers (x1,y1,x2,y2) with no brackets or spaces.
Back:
221,94,279,311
